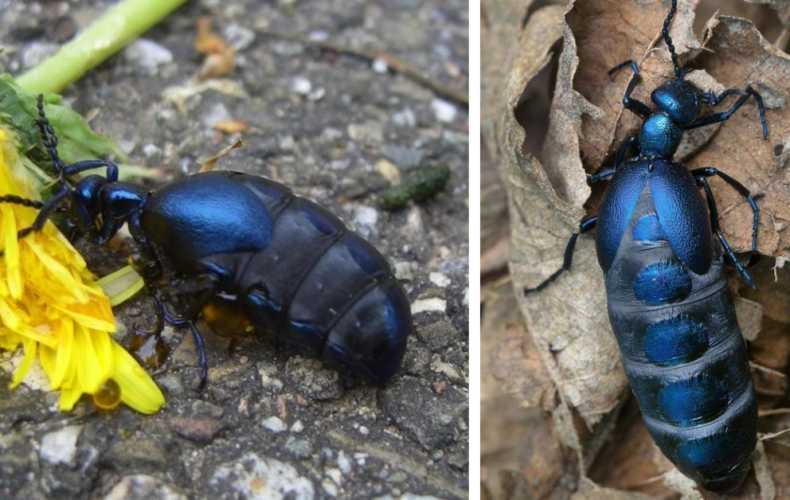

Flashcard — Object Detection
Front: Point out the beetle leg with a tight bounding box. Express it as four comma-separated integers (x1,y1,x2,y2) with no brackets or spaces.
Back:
188,321,209,391
609,60,652,119
127,213,164,281
687,85,768,138
691,167,759,252
615,135,639,168
589,135,641,185
62,160,119,182
524,216,598,295
696,177,756,290
12,188,70,240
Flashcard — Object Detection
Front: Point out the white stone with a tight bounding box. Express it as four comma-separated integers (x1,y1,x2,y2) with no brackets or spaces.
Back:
291,76,312,95
431,98,457,123
372,58,389,74
429,272,451,287
124,39,173,73
354,206,379,228
40,425,82,465
262,416,287,433
211,452,315,499
392,109,416,127
201,102,232,128
411,297,446,314
337,451,352,474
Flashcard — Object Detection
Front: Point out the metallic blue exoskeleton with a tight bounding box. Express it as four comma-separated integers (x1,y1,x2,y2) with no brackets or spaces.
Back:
2,95,413,388
525,0,767,493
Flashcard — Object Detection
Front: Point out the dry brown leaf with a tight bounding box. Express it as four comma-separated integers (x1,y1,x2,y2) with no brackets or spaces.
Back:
195,16,229,54
198,48,237,80
213,119,249,134
571,479,661,500
570,0,702,171
686,16,790,255
745,0,790,26
506,3,629,428
199,139,244,172
486,282,556,410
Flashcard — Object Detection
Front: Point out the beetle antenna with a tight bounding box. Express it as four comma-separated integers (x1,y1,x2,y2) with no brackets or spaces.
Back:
662,0,682,79
36,95,68,188
0,195,46,209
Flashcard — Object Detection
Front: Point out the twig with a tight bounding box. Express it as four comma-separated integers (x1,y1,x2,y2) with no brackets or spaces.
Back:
760,427,790,442
759,408,790,418
263,31,468,106
750,361,787,378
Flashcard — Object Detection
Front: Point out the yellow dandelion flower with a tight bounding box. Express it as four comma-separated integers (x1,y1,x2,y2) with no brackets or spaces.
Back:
0,124,164,414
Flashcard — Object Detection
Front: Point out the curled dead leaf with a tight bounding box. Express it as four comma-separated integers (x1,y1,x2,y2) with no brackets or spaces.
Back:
199,139,244,173
213,119,248,134
195,16,229,54
198,49,236,80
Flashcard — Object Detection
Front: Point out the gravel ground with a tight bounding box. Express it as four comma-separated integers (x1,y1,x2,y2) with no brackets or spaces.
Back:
0,1,469,498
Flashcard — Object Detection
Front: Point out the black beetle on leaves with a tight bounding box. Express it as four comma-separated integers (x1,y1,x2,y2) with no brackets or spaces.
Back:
525,0,768,492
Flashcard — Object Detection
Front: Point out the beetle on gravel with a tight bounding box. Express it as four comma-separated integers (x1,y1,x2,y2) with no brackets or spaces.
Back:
524,0,768,492
0,94,413,391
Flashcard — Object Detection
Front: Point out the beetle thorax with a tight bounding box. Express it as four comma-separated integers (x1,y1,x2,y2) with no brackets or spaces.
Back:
639,112,683,159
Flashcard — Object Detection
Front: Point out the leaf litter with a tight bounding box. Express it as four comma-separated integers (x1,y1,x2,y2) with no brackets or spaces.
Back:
483,0,790,497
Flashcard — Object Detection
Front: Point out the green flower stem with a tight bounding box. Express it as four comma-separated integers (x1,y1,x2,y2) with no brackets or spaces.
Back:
16,0,187,93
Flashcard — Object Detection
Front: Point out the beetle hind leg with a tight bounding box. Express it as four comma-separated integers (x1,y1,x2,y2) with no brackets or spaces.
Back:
696,177,756,290
691,167,759,252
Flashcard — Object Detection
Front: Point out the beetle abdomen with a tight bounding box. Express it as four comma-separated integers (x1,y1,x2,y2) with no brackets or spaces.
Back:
192,172,411,383
603,185,757,492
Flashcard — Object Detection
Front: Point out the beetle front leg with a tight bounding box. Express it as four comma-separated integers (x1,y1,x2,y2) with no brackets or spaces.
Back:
127,212,163,281
609,60,652,119
689,85,768,138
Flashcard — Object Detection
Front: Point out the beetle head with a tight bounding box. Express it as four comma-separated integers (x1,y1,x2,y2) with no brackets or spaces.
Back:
651,79,701,125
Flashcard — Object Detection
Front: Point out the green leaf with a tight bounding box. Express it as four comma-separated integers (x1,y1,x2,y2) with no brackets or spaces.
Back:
0,74,128,175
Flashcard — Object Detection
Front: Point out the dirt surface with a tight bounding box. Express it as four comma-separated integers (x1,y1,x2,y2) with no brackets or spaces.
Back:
0,1,469,498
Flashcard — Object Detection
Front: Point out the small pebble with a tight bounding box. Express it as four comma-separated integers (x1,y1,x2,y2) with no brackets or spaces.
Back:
191,400,224,419
337,451,352,474
169,417,224,443
223,23,256,51
429,272,451,287
124,39,173,73
394,261,414,282
381,145,423,169
285,437,313,460
40,426,82,465
262,416,287,433
392,109,416,127
105,475,187,500
372,58,389,74
201,102,232,128
354,206,379,229
411,297,447,314
325,467,342,486
431,98,457,123
291,76,312,95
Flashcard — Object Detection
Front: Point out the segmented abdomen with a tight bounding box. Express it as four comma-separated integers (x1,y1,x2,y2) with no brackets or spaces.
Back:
604,186,757,492
206,173,412,383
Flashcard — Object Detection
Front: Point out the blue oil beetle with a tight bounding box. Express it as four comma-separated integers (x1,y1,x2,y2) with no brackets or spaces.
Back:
1,95,413,389
525,0,767,493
